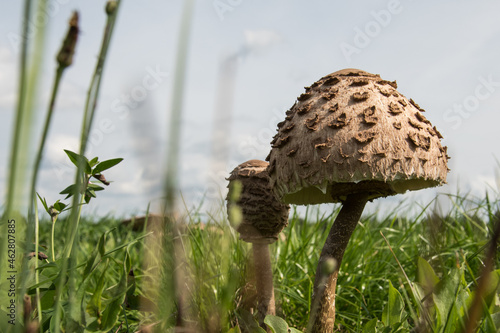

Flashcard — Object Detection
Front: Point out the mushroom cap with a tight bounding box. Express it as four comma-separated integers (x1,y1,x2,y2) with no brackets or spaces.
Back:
266,69,450,205
226,160,290,244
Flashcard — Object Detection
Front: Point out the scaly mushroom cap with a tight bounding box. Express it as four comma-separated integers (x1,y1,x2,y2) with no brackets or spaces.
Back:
226,160,290,244
266,69,450,205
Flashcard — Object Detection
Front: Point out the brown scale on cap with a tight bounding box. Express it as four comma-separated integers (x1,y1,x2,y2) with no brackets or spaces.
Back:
389,102,403,114
362,106,379,125
328,103,339,113
226,160,290,243
266,68,449,205
352,91,370,102
305,114,321,131
322,91,338,100
298,92,313,102
408,118,424,130
327,112,349,128
354,130,377,143
350,79,370,87
410,98,426,112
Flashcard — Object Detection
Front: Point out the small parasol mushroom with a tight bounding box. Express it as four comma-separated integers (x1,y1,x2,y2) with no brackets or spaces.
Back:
226,159,290,328
265,69,450,332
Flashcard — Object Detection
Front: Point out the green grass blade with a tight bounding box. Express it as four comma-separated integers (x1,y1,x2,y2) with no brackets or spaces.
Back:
99,248,131,330
382,280,405,327
163,0,196,214
52,3,123,331
86,260,109,318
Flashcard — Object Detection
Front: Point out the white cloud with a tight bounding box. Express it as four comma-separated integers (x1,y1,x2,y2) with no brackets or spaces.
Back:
244,29,283,52
46,134,79,163
471,174,499,195
117,166,157,195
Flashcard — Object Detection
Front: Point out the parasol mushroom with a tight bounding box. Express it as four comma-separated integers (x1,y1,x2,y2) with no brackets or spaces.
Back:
226,159,290,328
265,69,450,332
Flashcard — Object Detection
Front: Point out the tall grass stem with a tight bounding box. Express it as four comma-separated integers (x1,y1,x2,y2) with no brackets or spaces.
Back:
50,216,57,261
31,61,67,264
4,0,32,216
159,0,196,329
34,198,42,332
2,1,48,332
53,3,122,331
0,3,32,324
163,0,195,215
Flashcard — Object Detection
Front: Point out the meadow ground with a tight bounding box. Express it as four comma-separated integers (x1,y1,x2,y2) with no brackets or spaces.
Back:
22,191,500,332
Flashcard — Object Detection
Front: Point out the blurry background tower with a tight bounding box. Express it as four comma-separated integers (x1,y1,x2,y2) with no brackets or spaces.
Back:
210,54,239,182
209,30,282,200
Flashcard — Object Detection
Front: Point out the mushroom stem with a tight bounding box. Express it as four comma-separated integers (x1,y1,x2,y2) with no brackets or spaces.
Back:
307,192,369,333
252,242,276,327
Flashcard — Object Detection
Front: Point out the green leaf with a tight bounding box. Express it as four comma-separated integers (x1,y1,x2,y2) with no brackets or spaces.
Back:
92,158,123,175
68,266,98,331
86,260,109,318
39,289,56,309
59,184,76,195
65,318,84,333
64,149,91,174
417,257,440,293
60,184,81,199
36,193,49,212
50,302,64,333
53,200,67,212
362,318,378,333
434,267,462,330
88,183,105,191
64,149,80,166
124,267,158,312
457,269,500,332
480,268,500,307
382,281,405,327
483,309,499,333
99,250,131,330
264,315,289,333
87,189,97,198
237,310,266,333
489,312,500,331
82,229,110,278
85,183,105,202
89,156,99,167
126,269,136,299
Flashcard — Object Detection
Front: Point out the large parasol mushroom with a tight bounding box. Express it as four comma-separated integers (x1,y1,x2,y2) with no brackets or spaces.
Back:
265,69,449,332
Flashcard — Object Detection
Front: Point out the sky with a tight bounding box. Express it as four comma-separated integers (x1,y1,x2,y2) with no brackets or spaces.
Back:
1,1,500,219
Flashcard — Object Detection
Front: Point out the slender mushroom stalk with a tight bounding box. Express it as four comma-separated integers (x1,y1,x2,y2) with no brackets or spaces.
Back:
265,69,450,332
308,192,368,332
226,160,290,328
253,242,276,318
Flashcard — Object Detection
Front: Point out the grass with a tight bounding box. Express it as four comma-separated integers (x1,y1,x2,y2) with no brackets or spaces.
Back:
13,192,498,332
